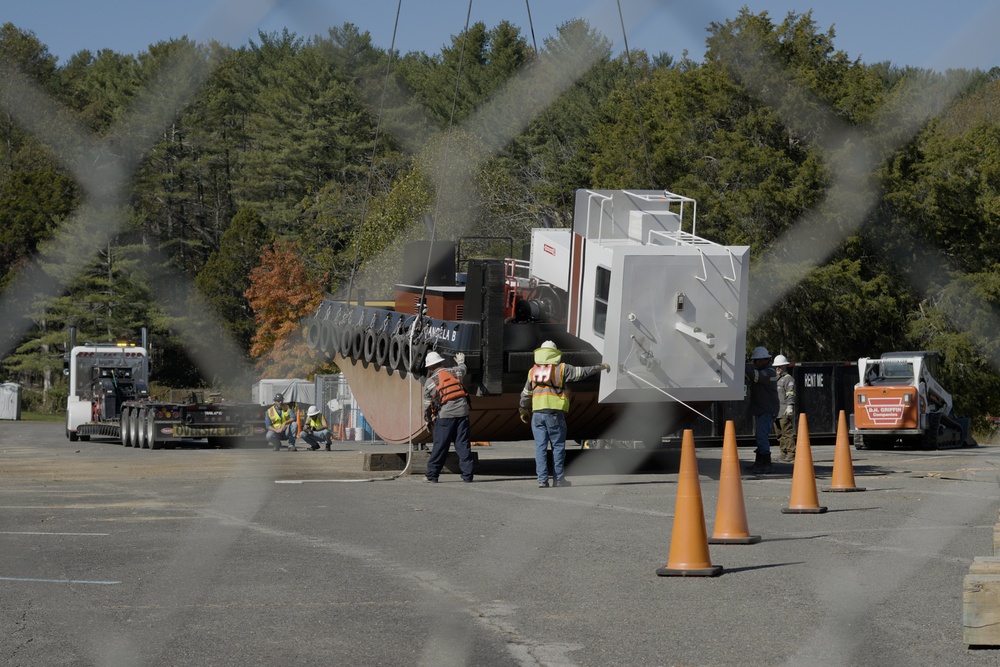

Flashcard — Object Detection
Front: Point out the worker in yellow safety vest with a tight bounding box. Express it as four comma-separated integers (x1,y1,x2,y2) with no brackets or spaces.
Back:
301,405,333,451
265,393,299,451
518,341,609,488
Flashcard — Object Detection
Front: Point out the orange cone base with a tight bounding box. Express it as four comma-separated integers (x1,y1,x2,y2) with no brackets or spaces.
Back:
781,505,828,514
708,534,762,545
656,564,723,577
822,485,866,493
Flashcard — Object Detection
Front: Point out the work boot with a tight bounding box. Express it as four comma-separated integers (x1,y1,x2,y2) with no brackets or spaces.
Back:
750,452,772,473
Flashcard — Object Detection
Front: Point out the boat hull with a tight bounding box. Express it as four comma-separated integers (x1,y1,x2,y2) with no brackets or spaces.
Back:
336,353,702,445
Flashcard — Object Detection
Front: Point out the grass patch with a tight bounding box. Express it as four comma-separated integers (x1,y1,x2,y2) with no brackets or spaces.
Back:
17,411,64,423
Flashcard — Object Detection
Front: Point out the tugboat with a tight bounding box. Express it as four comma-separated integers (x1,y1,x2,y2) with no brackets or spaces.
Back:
304,188,751,445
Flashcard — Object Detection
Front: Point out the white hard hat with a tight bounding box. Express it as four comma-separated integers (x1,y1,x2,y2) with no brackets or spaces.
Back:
773,354,790,366
540,340,558,350
307,405,320,417
425,350,445,367
750,346,771,360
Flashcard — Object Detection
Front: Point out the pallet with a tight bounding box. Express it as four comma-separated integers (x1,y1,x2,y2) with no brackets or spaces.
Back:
964,525,1000,646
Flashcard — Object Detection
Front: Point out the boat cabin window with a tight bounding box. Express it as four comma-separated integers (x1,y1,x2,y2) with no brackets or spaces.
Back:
594,266,611,336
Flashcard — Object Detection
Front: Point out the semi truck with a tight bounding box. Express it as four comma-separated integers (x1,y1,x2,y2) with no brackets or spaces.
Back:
849,351,973,450
64,327,267,448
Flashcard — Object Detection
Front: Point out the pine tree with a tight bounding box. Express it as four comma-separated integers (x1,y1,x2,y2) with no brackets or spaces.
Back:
194,206,270,352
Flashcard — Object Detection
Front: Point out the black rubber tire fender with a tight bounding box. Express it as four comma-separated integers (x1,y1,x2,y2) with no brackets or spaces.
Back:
375,332,390,369
409,343,428,375
306,318,321,350
328,321,342,355
340,327,355,358
351,328,365,359
323,320,337,355
388,335,404,370
362,329,378,363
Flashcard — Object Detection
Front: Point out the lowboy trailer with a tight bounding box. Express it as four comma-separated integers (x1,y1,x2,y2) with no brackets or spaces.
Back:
64,327,267,448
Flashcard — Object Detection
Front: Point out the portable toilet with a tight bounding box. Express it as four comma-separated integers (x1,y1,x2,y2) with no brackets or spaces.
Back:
0,383,22,420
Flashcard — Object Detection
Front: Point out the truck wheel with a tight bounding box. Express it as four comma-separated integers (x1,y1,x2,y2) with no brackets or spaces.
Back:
853,434,866,450
146,410,161,450
68,430,78,442
128,407,138,447
120,408,130,446
135,409,149,449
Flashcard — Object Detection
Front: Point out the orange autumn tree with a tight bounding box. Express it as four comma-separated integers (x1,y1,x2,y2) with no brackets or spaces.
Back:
245,240,325,378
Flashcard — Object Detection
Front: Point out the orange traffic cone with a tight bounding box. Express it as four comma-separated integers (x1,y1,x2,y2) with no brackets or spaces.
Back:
823,410,865,492
709,420,761,544
656,430,723,576
781,413,828,514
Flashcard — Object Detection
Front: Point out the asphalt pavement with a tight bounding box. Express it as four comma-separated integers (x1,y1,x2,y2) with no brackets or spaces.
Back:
2,421,1000,666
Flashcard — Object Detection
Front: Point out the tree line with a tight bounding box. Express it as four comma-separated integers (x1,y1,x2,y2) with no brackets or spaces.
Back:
2,10,1000,422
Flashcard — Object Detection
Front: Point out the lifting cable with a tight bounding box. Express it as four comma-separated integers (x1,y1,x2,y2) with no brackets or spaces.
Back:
280,0,408,484
345,0,405,309
280,0,476,484
413,0,475,320
406,0,476,472
524,0,561,187
620,336,713,423
621,368,714,423
616,0,655,189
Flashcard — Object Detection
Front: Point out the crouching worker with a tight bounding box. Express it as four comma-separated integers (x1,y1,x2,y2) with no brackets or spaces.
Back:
422,351,474,483
265,393,299,451
300,405,333,451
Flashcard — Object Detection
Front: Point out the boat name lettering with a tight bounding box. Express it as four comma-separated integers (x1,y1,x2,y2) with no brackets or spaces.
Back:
426,326,457,342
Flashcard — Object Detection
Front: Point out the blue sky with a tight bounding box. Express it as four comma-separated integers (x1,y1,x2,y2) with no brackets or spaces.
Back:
6,0,1000,71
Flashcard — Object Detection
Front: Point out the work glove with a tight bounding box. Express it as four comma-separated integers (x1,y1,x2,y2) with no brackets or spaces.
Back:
454,352,465,365
784,405,794,417
519,410,531,424
599,362,611,372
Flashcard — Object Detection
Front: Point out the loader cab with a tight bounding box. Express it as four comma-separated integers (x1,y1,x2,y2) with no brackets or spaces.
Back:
863,352,940,387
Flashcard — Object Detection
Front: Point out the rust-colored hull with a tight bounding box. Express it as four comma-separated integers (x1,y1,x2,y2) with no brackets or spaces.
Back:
336,354,699,445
